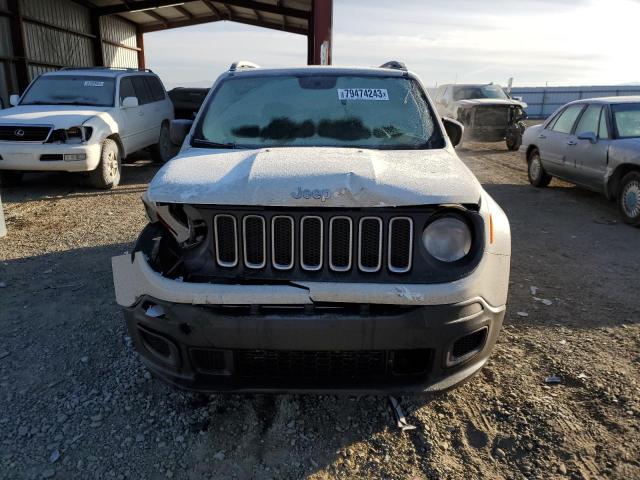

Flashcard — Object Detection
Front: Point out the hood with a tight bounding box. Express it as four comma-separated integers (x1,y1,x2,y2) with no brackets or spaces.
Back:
456,98,527,108
147,146,483,208
0,105,109,129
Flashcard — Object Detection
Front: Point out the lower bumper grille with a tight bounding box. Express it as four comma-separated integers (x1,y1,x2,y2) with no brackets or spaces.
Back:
236,349,387,379
189,348,433,381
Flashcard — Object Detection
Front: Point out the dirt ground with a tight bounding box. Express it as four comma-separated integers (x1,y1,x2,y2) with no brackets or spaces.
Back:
0,142,638,480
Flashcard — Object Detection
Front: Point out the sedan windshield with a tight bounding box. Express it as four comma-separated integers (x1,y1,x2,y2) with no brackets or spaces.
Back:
194,75,444,150
612,103,640,138
20,76,115,107
453,84,509,101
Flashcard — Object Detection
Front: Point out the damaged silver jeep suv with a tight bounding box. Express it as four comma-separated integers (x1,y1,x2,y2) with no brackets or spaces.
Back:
435,83,527,151
112,61,511,394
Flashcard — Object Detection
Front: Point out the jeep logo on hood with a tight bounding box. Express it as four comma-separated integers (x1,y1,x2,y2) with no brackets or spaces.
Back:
291,187,331,202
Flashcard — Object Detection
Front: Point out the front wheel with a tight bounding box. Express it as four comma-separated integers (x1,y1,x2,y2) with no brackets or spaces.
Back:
527,149,552,188
151,122,172,164
618,171,640,227
506,132,522,151
89,138,121,189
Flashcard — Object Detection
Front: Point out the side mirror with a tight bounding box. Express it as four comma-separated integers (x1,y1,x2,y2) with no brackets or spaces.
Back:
121,96,139,109
442,117,464,147
170,119,193,145
577,131,597,144
9,94,20,107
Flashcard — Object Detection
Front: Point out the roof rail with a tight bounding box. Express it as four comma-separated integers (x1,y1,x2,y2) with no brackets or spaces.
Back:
379,61,407,71
58,66,154,73
229,61,261,72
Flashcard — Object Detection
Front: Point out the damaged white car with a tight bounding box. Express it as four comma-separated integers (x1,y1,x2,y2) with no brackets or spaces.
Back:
0,68,174,188
112,62,511,393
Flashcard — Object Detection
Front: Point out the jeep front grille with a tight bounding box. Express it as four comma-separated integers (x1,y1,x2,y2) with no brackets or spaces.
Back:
212,212,414,275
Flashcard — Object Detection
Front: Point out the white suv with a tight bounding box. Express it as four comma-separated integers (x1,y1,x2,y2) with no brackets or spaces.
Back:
0,68,174,189
112,62,511,394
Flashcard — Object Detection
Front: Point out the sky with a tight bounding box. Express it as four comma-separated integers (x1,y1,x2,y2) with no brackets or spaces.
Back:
145,0,640,90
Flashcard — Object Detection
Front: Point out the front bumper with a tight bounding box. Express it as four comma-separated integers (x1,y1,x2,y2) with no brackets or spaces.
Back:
0,142,101,172
124,295,504,394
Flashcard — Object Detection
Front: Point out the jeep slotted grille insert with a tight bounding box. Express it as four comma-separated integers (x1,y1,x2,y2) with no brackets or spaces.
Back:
272,216,294,269
300,216,323,271
243,215,266,268
388,218,413,273
359,217,383,272
214,215,238,267
207,209,428,277
329,217,353,271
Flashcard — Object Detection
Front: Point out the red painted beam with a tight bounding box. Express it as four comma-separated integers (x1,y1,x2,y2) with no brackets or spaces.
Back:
308,0,332,65
136,27,146,69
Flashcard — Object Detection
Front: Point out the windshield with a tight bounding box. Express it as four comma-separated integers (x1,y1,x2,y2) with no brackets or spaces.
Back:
20,76,115,107
453,84,508,101
612,103,640,138
194,74,444,150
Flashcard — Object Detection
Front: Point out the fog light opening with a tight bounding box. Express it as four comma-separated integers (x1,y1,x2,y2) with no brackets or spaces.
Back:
447,327,488,367
138,327,179,367
64,153,87,161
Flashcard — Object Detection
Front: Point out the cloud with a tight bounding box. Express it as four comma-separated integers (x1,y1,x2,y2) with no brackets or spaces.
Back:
144,0,640,89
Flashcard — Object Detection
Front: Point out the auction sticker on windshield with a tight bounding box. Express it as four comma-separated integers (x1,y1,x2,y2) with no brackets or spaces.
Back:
84,81,105,87
337,88,389,101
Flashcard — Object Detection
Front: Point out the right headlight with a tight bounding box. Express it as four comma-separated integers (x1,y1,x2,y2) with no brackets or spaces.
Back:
422,216,472,262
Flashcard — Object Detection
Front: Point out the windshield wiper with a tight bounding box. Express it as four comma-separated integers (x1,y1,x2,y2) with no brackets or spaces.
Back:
192,139,246,149
53,101,101,106
22,101,102,106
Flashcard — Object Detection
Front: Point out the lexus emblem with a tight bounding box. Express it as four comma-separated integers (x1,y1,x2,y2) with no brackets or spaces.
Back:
14,129,25,137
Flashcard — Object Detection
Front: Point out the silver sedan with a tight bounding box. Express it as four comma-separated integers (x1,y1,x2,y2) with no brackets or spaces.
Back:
521,97,640,226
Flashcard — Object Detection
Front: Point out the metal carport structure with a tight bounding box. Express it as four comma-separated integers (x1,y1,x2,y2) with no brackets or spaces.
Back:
0,0,332,105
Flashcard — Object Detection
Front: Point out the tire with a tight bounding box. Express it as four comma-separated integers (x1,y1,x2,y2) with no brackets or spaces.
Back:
527,148,552,188
151,122,172,164
506,132,522,151
0,171,23,187
89,138,121,189
506,121,525,151
617,171,640,227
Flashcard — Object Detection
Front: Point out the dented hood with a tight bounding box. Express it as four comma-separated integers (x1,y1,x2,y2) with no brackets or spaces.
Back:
147,146,482,207
456,98,527,108
0,105,109,129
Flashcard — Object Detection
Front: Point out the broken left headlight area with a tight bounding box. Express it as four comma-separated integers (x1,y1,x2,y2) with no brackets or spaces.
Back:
46,126,93,144
136,196,207,280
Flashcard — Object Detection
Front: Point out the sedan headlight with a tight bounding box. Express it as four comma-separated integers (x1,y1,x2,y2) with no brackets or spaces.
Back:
422,216,472,262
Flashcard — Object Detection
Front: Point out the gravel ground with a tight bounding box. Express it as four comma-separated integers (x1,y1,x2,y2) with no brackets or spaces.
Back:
0,143,638,480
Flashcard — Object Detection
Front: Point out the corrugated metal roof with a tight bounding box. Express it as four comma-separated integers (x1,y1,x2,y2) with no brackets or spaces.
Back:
85,0,311,35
